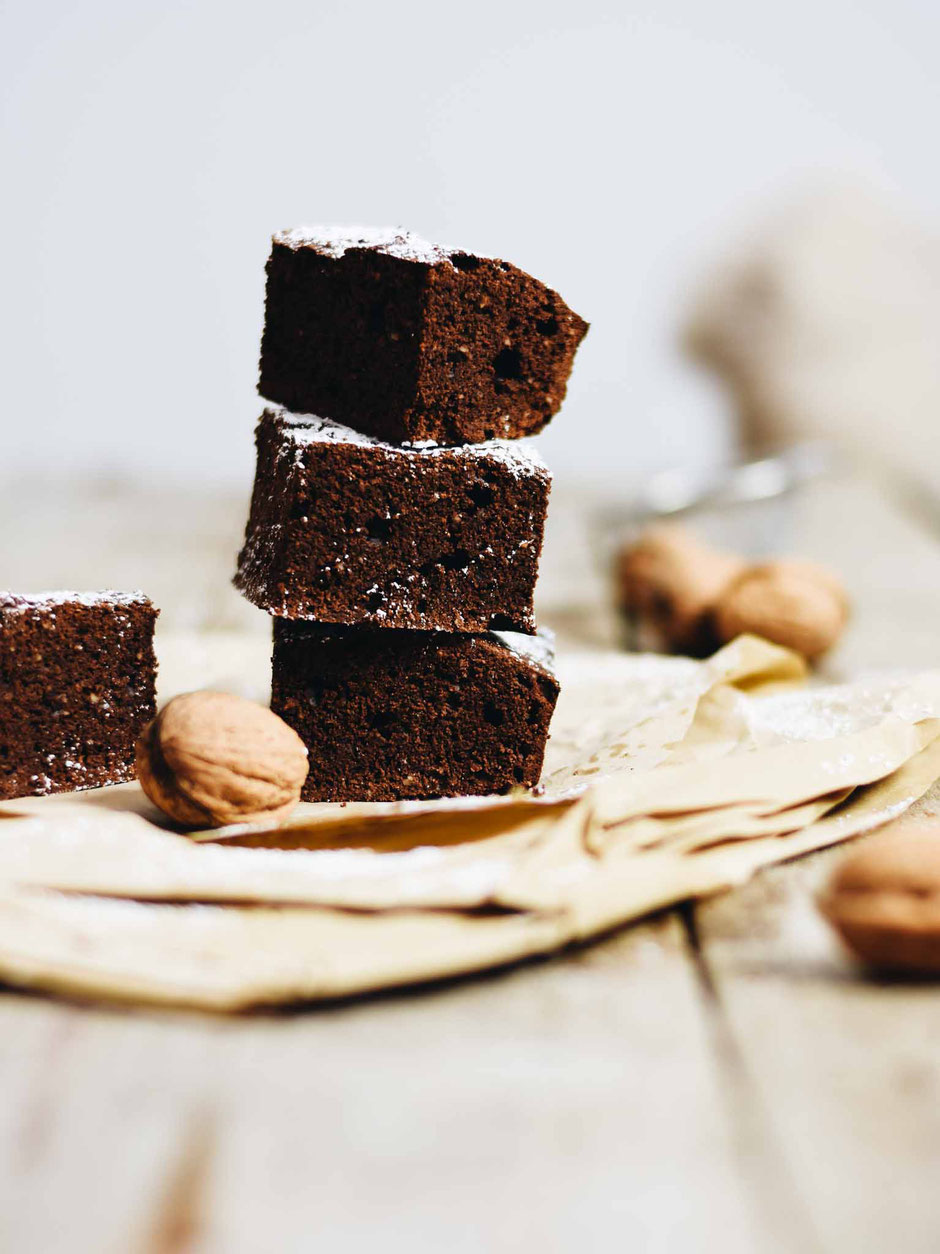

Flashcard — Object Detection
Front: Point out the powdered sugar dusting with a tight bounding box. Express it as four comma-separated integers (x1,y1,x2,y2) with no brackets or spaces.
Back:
490,628,556,677
0,591,151,613
266,407,549,479
273,225,464,267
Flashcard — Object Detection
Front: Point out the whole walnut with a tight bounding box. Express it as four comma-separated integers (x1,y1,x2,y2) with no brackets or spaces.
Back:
820,823,940,973
137,691,309,829
616,525,745,656
714,560,849,661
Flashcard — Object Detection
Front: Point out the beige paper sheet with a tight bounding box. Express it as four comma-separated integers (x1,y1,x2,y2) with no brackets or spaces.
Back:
1,635,939,1010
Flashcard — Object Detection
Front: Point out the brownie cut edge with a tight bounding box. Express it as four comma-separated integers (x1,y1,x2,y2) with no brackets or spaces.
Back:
0,591,158,800
271,621,560,802
234,407,551,634
258,226,588,445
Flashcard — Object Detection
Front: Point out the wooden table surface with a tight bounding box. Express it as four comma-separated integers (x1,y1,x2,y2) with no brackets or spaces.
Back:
2,473,940,1254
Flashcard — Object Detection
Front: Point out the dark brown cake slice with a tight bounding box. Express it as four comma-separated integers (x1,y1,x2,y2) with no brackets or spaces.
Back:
271,621,559,802
258,226,588,445
234,407,551,634
0,591,158,800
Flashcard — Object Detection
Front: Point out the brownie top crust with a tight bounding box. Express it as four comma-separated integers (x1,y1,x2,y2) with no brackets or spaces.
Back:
0,590,152,613
273,225,454,265
261,224,588,446
267,406,550,478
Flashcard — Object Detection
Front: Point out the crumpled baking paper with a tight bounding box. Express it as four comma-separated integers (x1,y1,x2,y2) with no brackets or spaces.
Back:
2,635,940,1010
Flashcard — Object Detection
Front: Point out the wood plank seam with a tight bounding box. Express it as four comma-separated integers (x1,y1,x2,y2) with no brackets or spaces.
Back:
143,1106,216,1254
679,904,826,1254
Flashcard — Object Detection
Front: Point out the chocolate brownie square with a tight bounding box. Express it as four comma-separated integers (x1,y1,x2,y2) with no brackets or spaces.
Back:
0,592,158,800
258,227,588,446
271,621,559,802
234,407,551,634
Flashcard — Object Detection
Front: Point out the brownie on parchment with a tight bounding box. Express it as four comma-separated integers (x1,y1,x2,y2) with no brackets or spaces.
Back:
271,621,559,802
0,591,158,800
234,407,551,634
258,227,588,446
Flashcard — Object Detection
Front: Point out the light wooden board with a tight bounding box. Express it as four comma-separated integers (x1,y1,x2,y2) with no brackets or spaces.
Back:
0,483,763,1252
1,473,939,1251
199,919,766,1254
692,840,940,1254
0,921,768,1254
0,998,217,1254
692,476,940,1254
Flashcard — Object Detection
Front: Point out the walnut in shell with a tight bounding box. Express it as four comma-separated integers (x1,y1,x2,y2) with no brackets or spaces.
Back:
616,525,745,657
714,560,849,661
820,823,940,973
136,691,309,829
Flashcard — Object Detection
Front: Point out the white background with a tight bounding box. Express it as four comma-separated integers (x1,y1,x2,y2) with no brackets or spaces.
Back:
2,0,939,490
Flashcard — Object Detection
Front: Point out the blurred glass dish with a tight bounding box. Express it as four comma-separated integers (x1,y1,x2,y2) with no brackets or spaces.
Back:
592,441,837,567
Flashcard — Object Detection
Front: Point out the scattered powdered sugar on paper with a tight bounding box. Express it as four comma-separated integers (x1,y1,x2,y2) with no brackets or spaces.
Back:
266,407,549,480
740,673,940,745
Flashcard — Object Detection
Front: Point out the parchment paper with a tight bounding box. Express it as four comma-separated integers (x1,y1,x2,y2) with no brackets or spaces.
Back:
1,634,939,1010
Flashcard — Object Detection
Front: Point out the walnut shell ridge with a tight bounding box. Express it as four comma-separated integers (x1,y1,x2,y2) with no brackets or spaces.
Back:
820,823,940,973
136,691,309,829
616,525,744,657
714,560,849,661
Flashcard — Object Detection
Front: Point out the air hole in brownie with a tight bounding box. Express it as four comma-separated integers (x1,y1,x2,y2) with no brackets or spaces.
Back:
498,261,512,271
446,692,461,709
536,316,559,336
366,515,391,542
365,590,385,611
416,597,428,614
368,710,397,737
483,702,505,726
513,766,525,784
440,548,471,572
469,484,494,509
527,700,542,723
488,613,515,630
493,347,523,380
450,253,482,271
446,349,468,364
483,428,495,441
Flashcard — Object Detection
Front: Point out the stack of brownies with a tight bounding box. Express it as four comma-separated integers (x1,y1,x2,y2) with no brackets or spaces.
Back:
235,227,588,802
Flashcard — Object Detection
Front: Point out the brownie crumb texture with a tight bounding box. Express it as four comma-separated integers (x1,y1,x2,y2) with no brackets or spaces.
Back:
0,591,159,800
271,621,559,802
258,226,588,446
234,408,551,633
